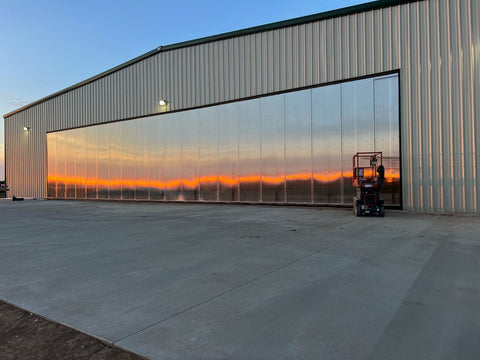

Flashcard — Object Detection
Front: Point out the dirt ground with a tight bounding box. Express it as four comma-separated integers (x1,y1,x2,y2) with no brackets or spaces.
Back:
0,301,149,360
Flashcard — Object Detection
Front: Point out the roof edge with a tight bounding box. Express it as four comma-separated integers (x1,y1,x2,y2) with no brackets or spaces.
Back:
4,0,421,119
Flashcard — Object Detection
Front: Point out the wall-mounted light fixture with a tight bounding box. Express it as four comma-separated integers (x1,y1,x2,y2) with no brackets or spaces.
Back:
159,99,167,106
23,126,31,131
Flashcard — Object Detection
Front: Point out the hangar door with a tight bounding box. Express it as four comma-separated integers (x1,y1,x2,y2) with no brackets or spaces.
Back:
47,73,400,206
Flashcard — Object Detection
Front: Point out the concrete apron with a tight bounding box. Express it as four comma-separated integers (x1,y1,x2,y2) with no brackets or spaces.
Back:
0,200,479,360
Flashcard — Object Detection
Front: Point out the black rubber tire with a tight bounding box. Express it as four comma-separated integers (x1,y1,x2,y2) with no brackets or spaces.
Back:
354,206,361,217
379,206,385,217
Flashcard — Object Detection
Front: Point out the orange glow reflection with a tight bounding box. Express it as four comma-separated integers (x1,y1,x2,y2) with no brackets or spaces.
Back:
48,169,399,194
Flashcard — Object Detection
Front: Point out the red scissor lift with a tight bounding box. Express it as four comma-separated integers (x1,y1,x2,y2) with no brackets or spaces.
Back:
352,151,385,217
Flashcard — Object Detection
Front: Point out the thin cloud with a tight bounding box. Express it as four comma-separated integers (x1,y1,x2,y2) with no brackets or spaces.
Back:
0,90,32,112
7,97,31,108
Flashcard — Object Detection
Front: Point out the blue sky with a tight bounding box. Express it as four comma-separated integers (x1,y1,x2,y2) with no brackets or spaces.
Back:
0,0,370,181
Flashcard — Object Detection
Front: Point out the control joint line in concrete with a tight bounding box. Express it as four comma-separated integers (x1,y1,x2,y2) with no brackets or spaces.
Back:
368,241,440,355
113,234,351,344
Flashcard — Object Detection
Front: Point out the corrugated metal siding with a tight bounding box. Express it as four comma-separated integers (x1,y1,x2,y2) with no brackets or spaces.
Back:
4,0,480,212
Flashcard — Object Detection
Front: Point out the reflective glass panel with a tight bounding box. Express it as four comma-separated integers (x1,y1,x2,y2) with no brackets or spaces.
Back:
149,116,165,200
135,119,150,200
109,123,122,200
74,128,86,199
218,103,239,201
374,76,400,206
121,121,135,200
65,132,76,198
238,99,261,202
164,113,182,200
85,126,98,199
97,125,109,199
199,107,218,201
285,89,312,203
312,84,342,203
261,94,285,202
47,132,56,198
55,132,67,198
342,78,374,204
181,110,200,201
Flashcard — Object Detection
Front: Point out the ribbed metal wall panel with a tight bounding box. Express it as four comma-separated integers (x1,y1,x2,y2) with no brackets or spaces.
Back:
4,0,480,212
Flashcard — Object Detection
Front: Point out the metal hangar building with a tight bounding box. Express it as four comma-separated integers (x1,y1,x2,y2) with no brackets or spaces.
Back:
3,0,479,212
